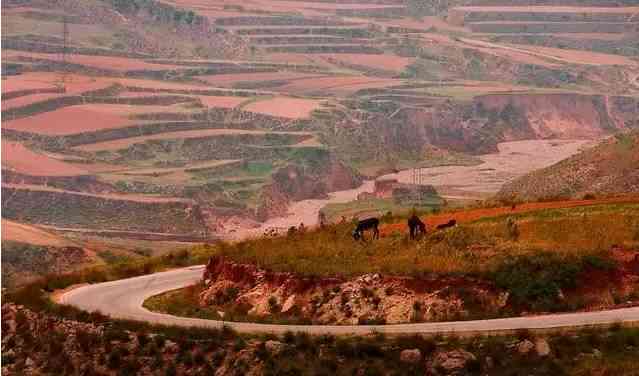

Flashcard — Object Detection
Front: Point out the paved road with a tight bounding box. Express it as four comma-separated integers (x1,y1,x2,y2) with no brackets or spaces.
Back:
58,266,639,336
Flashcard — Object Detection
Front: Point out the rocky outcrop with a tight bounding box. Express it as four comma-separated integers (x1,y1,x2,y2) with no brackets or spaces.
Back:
200,257,502,325
256,155,363,221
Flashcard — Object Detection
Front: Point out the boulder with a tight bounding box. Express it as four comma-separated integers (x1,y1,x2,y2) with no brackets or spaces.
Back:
535,339,551,357
432,349,476,371
517,339,535,354
400,348,422,364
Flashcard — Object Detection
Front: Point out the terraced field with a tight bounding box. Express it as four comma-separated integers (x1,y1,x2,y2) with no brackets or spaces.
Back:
2,0,639,251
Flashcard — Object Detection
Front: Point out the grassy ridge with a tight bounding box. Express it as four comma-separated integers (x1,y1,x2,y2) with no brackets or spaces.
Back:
206,203,639,278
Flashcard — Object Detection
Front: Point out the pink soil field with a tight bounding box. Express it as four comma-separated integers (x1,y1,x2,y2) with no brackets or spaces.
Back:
2,141,88,177
277,75,400,96
167,0,399,17
2,72,115,95
319,54,415,72
2,104,187,136
264,53,331,67
2,93,67,110
73,129,313,152
197,72,327,87
2,183,195,204
451,6,639,13
3,50,180,72
195,96,247,108
346,15,469,34
242,97,322,119
1,219,72,247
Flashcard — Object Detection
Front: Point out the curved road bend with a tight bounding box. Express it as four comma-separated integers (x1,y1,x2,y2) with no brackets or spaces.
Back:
58,266,639,336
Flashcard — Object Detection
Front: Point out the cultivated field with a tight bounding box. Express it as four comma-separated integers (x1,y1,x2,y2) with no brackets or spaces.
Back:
3,104,192,135
2,141,87,176
2,0,639,253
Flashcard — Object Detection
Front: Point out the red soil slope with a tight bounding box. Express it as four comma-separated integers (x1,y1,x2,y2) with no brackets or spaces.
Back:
2,141,88,176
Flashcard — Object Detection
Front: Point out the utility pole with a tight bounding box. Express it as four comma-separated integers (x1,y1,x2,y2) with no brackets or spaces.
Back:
58,15,69,91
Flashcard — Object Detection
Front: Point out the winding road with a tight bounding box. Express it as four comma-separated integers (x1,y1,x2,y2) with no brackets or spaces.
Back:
58,266,639,336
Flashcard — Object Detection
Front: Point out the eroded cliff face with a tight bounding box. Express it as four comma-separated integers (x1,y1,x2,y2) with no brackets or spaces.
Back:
255,156,363,221
357,93,639,157
200,257,503,325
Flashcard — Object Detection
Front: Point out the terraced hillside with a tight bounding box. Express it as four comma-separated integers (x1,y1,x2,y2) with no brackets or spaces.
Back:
497,130,639,202
2,0,639,254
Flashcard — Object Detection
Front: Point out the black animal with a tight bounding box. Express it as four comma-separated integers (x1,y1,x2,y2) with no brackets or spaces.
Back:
408,214,427,239
436,219,457,230
353,217,380,241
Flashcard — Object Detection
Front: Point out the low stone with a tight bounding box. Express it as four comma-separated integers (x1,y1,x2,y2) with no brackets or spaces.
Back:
535,339,551,357
497,292,509,308
592,349,602,358
281,295,296,313
400,349,422,363
433,349,476,371
265,340,286,355
164,340,179,354
25,358,34,368
517,339,535,354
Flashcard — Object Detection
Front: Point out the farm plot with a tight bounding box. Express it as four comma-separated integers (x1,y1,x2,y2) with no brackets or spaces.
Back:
197,71,327,87
2,50,180,72
193,95,247,108
504,43,639,66
275,75,401,96
73,129,315,152
2,141,88,177
2,93,67,110
2,72,117,95
1,219,72,248
242,97,323,119
2,103,194,136
318,53,415,73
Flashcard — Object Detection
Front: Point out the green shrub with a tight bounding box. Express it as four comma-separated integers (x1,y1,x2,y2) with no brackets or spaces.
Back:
492,253,582,310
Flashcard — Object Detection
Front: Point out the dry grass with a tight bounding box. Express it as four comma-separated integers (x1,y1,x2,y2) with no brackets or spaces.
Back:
200,203,639,278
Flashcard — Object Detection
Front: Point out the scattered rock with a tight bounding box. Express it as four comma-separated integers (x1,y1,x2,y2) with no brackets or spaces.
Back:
281,295,296,313
535,339,551,357
265,340,286,355
164,340,180,354
25,358,34,368
517,339,535,354
432,349,476,372
497,292,509,308
400,348,422,364
592,349,602,358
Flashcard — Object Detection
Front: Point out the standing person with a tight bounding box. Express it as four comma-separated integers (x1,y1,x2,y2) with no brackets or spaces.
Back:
318,211,327,228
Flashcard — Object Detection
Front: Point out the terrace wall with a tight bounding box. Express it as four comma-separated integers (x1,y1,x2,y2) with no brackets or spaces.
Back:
1,186,208,236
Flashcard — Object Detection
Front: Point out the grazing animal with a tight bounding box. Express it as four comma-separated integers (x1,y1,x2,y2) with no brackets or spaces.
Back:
436,219,457,230
408,215,427,239
353,217,380,241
